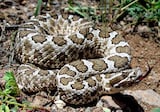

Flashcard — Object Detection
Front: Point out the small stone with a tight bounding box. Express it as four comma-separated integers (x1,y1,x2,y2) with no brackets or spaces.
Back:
137,25,151,33
54,95,66,109
98,95,121,108
92,107,104,112
31,95,51,109
54,100,66,109
85,107,92,112
124,89,160,107
120,21,125,26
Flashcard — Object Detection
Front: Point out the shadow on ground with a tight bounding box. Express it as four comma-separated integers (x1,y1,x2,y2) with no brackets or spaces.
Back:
111,93,144,112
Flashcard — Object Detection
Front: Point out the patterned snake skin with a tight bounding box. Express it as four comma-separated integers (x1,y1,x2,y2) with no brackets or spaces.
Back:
15,12,142,105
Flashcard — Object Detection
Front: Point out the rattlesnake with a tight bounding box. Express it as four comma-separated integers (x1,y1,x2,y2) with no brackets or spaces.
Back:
15,11,142,105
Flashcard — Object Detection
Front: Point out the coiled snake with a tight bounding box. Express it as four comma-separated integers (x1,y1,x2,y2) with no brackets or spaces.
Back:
15,12,142,105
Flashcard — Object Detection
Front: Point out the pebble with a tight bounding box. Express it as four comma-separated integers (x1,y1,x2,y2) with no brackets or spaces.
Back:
92,107,104,112
54,95,66,109
137,25,151,33
98,96,120,108
124,89,160,107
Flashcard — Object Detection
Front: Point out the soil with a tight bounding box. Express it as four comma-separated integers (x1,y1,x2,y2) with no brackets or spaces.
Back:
0,0,160,112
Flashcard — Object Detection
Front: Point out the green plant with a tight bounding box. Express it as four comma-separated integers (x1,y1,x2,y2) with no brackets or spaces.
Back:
0,71,50,111
0,71,29,111
103,107,111,112
3,72,20,96
67,1,99,21
152,108,160,112
121,0,160,23
67,0,160,25
34,0,43,16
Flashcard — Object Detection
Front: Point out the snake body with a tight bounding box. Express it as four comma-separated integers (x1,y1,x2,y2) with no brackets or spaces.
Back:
15,12,142,105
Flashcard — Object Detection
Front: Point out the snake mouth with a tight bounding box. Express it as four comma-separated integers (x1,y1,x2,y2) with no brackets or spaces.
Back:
112,67,142,89
114,80,137,89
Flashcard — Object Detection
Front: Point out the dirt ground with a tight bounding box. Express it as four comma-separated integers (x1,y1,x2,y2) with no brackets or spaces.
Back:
127,34,160,93
125,33,160,111
0,0,160,112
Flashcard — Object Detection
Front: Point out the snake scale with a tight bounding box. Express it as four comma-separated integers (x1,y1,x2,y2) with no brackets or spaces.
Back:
15,11,142,105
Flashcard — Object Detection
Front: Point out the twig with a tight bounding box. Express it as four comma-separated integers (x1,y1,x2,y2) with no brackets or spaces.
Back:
121,0,139,11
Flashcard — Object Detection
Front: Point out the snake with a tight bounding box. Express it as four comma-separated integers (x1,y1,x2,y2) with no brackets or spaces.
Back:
14,11,142,105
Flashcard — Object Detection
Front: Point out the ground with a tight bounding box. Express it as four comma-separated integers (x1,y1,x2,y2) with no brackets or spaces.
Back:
0,0,160,112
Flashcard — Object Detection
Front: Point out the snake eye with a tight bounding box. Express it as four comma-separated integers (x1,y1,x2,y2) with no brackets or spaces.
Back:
129,75,136,80
129,75,134,79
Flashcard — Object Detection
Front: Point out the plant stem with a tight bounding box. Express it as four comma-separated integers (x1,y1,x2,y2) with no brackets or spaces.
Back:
121,0,139,11
68,4,87,17
6,101,26,107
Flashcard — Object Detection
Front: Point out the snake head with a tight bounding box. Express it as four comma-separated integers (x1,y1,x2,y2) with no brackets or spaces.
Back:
104,67,143,94
113,67,142,88
114,64,152,90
